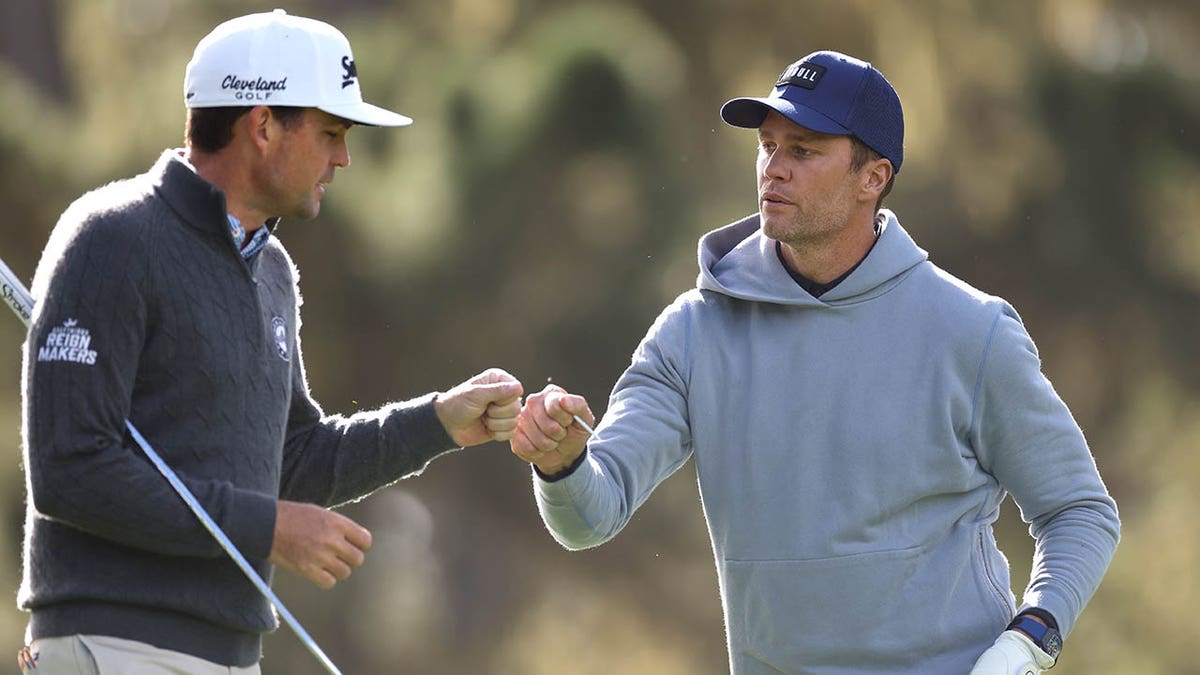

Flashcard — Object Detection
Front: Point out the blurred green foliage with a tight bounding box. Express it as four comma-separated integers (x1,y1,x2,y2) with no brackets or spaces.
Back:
0,0,1197,672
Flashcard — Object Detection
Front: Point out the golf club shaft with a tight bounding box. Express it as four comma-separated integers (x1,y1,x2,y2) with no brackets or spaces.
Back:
571,414,595,435
0,257,342,675
0,259,32,325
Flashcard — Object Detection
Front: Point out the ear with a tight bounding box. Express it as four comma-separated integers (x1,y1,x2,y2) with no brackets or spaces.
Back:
859,157,893,203
243,106,274,154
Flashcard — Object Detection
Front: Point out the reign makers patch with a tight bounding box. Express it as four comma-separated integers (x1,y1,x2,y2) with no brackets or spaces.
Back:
777,61,827,90
271,316,290,362
38,318,98,365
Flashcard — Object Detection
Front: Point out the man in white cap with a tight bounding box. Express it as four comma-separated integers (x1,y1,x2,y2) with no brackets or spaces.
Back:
17,10,523,673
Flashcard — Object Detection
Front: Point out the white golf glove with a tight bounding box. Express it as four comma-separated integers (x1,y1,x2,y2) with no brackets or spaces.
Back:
969,630,1057,674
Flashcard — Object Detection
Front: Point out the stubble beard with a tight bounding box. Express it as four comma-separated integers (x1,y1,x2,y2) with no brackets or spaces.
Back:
271,184,322,221
762,201,847,250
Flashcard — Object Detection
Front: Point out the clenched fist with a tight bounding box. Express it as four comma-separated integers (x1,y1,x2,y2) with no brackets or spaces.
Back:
435,368,524,447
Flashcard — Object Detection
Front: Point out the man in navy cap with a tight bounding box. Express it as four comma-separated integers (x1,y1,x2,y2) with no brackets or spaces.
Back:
510,51,1119,674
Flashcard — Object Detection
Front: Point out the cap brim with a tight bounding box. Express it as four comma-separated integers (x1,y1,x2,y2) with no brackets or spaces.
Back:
319,101,413,127
720,97,849,136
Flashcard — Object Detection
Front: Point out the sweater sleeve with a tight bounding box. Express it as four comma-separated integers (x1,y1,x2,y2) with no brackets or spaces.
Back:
25,211,277,561
534,298,695,550
277,322,459,507
972,305,1120,638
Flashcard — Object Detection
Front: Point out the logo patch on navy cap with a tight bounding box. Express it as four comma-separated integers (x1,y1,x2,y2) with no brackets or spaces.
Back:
776,61,827,90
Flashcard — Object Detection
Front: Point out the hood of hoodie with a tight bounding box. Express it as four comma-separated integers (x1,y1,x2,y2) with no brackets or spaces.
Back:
696,209,929,307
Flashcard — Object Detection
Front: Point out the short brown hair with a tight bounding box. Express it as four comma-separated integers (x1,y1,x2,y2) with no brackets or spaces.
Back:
849,137,895,211
185,106,306,153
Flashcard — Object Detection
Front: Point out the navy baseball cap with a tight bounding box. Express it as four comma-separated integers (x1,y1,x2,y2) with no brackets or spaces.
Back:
720,51,904,173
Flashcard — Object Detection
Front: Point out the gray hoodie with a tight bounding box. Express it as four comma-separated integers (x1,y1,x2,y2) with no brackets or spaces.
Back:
535,211,1119,673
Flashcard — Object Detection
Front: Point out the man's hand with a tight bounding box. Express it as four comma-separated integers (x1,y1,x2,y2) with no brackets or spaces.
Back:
269,500,372,590
511,384,594,476
434,368,524,447
969,630,1056,674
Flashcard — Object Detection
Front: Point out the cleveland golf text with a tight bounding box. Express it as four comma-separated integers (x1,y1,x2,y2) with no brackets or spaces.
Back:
221,74,288,101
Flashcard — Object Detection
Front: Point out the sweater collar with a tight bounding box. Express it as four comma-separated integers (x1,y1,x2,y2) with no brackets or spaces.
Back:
149,149,280,239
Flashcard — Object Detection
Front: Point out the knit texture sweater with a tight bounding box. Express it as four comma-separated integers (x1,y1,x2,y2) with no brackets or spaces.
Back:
20,150,458,666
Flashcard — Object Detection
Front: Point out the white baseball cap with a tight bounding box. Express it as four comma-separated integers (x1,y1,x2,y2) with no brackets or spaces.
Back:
184,9,412,127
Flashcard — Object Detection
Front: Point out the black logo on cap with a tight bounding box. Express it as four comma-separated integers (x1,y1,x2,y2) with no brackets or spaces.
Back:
341,56,357,89
776,61,826,90
220,75,288,102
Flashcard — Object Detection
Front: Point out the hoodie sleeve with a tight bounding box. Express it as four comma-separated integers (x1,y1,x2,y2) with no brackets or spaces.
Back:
534,296,695,550
971,304,1120,638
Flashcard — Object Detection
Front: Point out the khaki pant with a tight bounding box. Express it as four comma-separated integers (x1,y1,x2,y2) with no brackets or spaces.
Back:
21,635,261,675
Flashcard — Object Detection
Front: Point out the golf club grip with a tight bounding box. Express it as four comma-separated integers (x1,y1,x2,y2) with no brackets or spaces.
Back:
0,256,342,675
0,258,33,325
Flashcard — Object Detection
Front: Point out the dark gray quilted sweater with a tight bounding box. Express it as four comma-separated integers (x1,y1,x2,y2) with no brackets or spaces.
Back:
20,150,457,666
